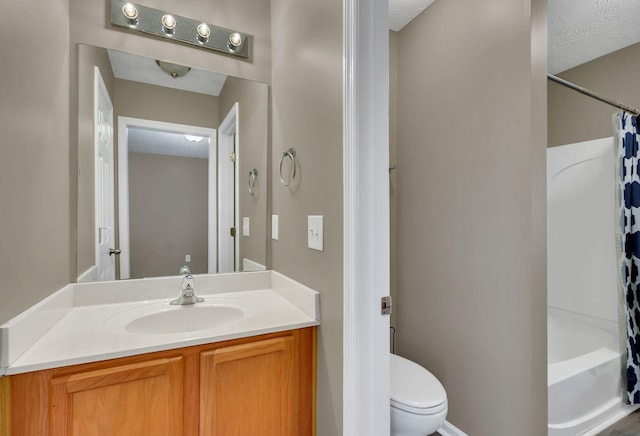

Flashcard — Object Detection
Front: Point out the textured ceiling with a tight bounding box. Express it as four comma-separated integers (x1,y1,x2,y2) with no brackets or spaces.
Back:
107,49,227,97
548,0,640,73
389,0,640,74
389,0,435,32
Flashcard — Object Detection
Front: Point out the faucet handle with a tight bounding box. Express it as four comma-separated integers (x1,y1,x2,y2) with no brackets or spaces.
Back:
182,274,196,296
171,273,203,305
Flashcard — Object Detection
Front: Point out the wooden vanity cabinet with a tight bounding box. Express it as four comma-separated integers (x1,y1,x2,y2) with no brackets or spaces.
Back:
201,336,298,435
6,327,315,436
49,357,185,435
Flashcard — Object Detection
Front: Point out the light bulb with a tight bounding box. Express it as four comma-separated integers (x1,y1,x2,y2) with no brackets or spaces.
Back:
122,3,138,21
161,14,176,33
196,23,210,42
228,32,243,48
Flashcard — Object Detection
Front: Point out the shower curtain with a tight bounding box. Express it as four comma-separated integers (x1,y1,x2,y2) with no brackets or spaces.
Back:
617,111,640,404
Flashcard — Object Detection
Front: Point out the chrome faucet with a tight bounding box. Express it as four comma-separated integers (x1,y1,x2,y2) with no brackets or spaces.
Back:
171,274,204,305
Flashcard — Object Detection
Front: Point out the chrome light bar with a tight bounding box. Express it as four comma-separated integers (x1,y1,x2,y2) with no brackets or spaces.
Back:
110,0,250,59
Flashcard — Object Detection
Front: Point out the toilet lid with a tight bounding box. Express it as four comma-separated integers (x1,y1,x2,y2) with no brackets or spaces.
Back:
390,354,447,413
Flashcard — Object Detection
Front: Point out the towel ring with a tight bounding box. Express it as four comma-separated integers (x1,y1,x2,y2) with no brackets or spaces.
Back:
279,148,297,187
248,168,258,196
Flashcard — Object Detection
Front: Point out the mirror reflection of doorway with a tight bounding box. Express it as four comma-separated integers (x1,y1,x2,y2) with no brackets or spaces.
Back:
217,103,239,274
117,117,219,279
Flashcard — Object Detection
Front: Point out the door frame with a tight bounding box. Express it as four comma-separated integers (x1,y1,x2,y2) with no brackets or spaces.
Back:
116,117,217,278
218,103,240,272
343,0,390,435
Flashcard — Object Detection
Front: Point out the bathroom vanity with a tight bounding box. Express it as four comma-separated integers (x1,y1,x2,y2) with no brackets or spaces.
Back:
0,271,319,435
8,328,314,435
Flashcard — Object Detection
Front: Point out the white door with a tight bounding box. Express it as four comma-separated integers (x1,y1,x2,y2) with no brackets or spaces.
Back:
94,68,116,281
218,106,237,273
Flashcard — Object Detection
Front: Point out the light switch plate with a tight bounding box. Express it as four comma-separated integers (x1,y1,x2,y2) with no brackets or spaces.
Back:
272,215,279,240
185,254,191,262
243,217,250,236
308,215,323,251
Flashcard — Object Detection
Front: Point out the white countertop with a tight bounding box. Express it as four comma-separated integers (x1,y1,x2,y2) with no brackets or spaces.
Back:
0,271,319,375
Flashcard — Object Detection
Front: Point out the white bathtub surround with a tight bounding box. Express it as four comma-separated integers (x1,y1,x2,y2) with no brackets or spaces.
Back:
0,270,319,376
547,138,627,435
547,137,618,323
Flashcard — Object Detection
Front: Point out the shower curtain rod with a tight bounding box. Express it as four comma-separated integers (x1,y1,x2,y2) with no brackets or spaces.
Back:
547,73,640,116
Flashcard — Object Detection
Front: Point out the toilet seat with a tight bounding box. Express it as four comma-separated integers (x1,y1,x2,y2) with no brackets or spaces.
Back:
390,354,447,416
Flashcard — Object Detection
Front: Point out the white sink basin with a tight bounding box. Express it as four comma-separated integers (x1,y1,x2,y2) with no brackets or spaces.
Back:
126,305,244,334
105,298,251,335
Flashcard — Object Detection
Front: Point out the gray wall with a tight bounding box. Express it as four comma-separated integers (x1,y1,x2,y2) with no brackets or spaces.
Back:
219,77,269,269
7,1,344,434
270,0,344,433
128,152,208,278
0,0,71,324
548,42,640,147
394,0,547,434
114,80,219,129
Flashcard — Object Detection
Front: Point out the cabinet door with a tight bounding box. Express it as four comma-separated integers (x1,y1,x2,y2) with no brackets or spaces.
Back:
50,357,183,436
200,336,298,436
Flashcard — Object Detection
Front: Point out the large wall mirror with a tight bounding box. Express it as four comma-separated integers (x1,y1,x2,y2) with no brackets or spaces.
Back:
76,44,268,283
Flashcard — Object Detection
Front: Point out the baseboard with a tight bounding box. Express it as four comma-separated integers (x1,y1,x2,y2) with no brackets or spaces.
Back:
242,258,266,272
438,420,468,436
77,265,98,283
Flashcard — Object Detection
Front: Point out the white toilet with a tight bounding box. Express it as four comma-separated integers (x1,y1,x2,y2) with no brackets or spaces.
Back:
390,353,448,436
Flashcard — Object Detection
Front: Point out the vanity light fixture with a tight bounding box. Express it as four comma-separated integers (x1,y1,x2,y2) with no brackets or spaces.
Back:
196,23,210,43
110,0,250,58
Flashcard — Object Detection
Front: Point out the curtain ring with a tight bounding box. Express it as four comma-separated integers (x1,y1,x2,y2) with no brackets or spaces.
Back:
248,168,258,196
279,148,296,186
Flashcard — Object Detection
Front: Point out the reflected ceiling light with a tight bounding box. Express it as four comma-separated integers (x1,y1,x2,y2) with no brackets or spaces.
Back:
196,23,210,43
155,60,191,79
121,2,138,24
228,32,243,49
161,14,176,34
185,135,205,143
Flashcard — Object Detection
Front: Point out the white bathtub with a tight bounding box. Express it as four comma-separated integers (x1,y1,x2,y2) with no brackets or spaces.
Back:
547,307,624,436
547,138,634,435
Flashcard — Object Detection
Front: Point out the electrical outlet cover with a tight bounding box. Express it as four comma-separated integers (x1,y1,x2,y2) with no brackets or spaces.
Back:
243,217,250,237
308,215,323,251
272,215,279,240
